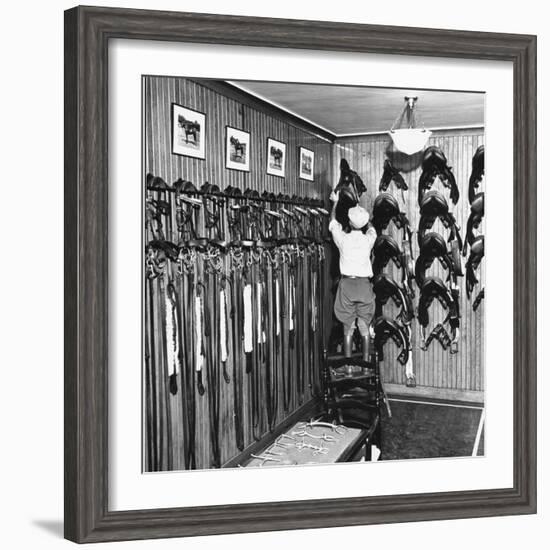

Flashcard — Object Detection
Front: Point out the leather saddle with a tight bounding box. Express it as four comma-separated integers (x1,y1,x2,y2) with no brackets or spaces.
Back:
418,146,459,205
201,182,223,203
225,185,243,199
373,274,414,325
379,158,408,192
372,316,410,365
414,232,455,286
417,276,458,329
146,173,172,192
417,191,463,273
371,234,403,275
334,158,366,227
173,179,203,208
372,192,411,235
174,177,196,195
466,235,485,298
418,276,461,353
463,192,484,256
469,145,484,204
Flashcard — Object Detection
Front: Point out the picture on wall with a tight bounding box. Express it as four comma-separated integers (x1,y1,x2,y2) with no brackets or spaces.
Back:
299,147,315,181
267,137,286,177
171,103,206,159
225,126,251,171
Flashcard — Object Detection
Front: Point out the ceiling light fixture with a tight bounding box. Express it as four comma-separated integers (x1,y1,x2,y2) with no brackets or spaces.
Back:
389,96,431,155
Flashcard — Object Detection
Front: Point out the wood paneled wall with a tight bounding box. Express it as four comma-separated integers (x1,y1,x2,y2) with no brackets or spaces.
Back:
144,77,332,471
145,76,332,199
333,129,485,393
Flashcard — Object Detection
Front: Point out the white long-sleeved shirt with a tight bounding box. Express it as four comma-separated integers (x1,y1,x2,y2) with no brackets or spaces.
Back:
329,219,377,277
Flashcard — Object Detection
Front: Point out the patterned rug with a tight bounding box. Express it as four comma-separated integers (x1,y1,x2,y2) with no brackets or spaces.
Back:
380,398,484,460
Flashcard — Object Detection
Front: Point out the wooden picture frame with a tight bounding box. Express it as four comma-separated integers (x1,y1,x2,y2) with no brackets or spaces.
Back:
225,125,251,171
171,103,206,159
299,146,315,181
266,137,287,178
64,6,537,543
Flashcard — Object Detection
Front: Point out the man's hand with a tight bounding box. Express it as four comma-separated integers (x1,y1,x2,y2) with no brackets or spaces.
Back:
330,190,340,203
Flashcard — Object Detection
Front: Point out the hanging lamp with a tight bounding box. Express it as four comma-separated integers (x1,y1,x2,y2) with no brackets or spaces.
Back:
388,96,431,155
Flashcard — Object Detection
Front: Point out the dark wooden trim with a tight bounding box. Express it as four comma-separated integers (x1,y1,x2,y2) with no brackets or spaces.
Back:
512,31,537,519
64,6,537,543
65,5,111,542
63,7,78,542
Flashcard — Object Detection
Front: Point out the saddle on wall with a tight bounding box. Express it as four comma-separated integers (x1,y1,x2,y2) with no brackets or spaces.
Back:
418,146,459,205
372,192,411,235
414,232,456,286
372,316,411,366
466,235,485,298
379,158,408,192
371,234,404,275
417,276,460,353
334,158,366,227
463,192,484,256
373,274,414,326
417,190,463,277
468,145,484,204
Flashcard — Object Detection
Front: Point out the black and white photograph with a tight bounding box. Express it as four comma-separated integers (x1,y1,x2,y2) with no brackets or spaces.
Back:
225,126,251,171
171,103,206,159
299,146,315,181
266,137,286,177
145,76,485,473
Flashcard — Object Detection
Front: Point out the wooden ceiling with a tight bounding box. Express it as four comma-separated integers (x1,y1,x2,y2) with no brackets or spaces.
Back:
228,80,485,136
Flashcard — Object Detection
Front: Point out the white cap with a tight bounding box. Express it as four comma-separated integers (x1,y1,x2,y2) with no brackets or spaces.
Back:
348,205,370,229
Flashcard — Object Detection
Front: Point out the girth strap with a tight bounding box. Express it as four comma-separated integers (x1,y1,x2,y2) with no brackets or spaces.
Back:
473,287,485,311
468,145,484,204
372,316,410,366
466,236,485,298
379,158,408,192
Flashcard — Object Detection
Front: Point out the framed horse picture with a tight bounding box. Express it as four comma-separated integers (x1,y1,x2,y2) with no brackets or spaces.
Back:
299,146,315,181
267,137,286,177
171,103,206,159
225,126,251,171
64,5,537,545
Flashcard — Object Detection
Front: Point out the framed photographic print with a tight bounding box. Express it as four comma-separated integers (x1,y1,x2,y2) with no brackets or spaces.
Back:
299,146,315,181
267,137,286,177
64,5,536,544
171,103,206,159
225,126,250,171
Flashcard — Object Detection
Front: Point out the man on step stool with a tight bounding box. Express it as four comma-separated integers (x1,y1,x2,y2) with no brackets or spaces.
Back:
329,190,392,418
329,190,377,363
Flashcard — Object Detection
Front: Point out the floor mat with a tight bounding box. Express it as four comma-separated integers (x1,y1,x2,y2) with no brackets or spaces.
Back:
381,399,484,460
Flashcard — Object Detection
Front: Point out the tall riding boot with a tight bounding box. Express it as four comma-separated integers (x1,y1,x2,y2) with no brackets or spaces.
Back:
361,335,370,362
343,332,353,358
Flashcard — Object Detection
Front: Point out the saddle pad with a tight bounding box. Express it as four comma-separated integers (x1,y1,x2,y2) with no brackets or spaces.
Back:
244,422,364,467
